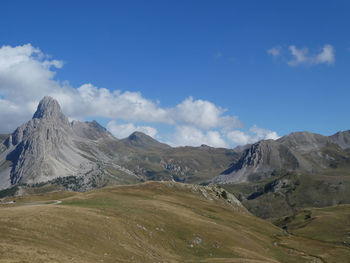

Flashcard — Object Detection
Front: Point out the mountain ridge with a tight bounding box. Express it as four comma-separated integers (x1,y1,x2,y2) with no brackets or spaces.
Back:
0,97,237,191
1,95,350,218
212,130,350,184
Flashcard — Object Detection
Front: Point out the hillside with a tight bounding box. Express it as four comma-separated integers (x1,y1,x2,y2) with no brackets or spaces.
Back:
214,131,350,218
222,171,350,219
275,204,350,247
0,181,349,262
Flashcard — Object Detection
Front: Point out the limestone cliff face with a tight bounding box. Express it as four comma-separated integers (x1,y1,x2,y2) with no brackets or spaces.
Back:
0,96,136,190
4,97,87,185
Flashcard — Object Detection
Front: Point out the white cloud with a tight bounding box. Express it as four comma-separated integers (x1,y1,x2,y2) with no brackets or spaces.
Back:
53,84,170,124
106,120,157,139
226,130,251,145
287,44,335,66
170,126,228,148
288,45,308,66
53,87,242,132
316,44,335,65
171,97,242,130
249,125,279,140
0,44,63,130
0,43,279,148
226,125,279,145
267,46,281,57
0,44,243,135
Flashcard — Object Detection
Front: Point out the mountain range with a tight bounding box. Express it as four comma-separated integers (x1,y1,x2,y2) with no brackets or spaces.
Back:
0,96,350,219
0,96,237,191
1,96,350,262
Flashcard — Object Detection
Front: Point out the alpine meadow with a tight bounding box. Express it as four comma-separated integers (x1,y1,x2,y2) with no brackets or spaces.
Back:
0,1,349,262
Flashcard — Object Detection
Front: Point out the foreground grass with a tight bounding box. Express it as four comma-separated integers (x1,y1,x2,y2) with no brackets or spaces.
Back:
0,182,349,262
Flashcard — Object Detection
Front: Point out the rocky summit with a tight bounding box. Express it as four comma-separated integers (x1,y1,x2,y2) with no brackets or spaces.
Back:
0,96,236,191
212,130,350,184
0,96,140,190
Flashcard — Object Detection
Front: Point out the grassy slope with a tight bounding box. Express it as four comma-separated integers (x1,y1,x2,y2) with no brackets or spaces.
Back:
220,142,350,219
222,170,350,220
275,205,350,262
0,182,349,262
275,205,350,243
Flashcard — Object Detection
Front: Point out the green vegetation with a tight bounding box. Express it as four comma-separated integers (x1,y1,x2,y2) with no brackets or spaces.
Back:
222,168,350,219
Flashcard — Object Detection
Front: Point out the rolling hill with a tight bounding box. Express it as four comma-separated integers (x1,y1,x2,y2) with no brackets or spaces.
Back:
1,181,349,262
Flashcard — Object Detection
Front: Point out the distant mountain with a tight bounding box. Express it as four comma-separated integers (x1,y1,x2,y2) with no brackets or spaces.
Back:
2,96,350,220
0,96,237,191
212,130,350,184
212,130,350,218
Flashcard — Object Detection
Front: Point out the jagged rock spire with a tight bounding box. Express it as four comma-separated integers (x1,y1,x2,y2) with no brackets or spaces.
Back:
32,96,66,122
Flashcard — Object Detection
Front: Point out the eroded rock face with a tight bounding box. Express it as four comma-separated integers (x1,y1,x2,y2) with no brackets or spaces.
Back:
211,130,350,184
5,97,85,184
0,96,237,190
330,130,350,149
0,96,133,189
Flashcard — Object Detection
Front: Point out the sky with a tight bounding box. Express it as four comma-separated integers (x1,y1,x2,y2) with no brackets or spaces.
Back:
0,0,349,148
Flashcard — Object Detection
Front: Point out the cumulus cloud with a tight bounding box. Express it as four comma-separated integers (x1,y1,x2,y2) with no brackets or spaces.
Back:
226,125,279,145
169,124,279,147
53,84,170,123
287,44,335,66
170,126,229,148
171,97,242,130
0,44,242,133
0,43,279,148
106,120,157,139
0,44,64,130
226,130,252,145
249,125,279,140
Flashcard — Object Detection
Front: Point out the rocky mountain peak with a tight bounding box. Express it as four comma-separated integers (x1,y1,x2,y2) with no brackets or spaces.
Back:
121,131,170,150
128,131,148,140
32,96,67,123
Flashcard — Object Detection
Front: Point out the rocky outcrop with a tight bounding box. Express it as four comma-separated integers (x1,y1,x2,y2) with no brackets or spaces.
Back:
0,96,140,190
212,130,350,184
330,130,350,149
2,97,91,185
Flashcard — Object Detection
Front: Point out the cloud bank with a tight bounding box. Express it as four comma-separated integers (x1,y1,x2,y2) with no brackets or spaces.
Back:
0,44,279,147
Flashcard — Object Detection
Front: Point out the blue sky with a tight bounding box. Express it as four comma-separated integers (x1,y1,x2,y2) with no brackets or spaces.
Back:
0,0,349,147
